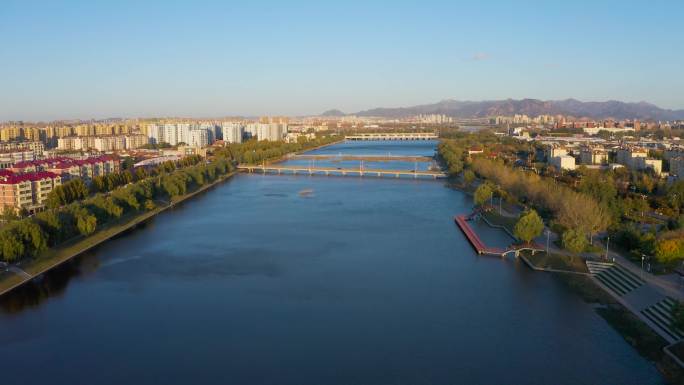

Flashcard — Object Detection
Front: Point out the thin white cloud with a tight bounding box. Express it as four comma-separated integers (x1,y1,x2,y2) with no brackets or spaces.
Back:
471,52,490,61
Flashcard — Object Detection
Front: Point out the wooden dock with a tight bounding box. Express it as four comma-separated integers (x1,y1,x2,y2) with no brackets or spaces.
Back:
454,215,508,256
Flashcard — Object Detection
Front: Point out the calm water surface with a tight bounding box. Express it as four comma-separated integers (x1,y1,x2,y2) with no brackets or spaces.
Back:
0,141,663,384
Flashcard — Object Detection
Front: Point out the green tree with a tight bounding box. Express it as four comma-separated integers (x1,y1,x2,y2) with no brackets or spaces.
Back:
654,238,684,263
463,169,475,186
0,229,24,262
473,183,493,206
514,210,544,244
562,229,587,253
672,302,684,331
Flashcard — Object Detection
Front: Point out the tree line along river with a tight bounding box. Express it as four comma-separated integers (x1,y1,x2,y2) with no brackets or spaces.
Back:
0,140,665,384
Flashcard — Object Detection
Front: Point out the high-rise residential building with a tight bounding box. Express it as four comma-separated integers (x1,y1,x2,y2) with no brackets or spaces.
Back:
256,123,287,141
146,123,163,144
221,122,244,144
163,124,178,145
123,134,149,149
188,129,210,148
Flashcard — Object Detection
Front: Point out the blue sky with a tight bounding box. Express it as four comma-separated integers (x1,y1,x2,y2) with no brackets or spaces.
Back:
1,0,683,120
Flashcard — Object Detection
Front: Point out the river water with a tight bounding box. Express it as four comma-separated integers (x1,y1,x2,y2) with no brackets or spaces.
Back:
0,141,664,384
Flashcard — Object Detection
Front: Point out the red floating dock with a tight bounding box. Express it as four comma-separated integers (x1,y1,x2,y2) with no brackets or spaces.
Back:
454,214,507,256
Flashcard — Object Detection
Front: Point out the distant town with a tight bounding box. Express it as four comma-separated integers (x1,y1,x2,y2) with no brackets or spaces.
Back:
0,112,683,216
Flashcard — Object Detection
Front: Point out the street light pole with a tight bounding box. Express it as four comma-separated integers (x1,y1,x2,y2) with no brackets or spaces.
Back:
641,254,646,279
546,229,550,254
605,236,610,261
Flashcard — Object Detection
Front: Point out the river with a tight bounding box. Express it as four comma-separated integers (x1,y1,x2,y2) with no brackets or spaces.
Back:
0,140,664,384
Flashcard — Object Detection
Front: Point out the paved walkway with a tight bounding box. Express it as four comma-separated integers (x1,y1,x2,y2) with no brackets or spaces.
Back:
606,248,684,301
8,266,31,279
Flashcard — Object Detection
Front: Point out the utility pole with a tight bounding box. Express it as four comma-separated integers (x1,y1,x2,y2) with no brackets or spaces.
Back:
499,196,502,214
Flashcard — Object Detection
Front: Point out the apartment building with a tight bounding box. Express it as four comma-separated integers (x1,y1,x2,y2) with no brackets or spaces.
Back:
0,141,45,158
580,147,608,165
188,129,210,148
550,155,576,170
0,170,61,212
93,136,126,152
58,134,148,151
670,157,684,180
9,155,120,181
221,122,244,144
616,147,648,166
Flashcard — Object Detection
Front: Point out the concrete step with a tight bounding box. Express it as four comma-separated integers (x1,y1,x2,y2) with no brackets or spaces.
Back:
586,261,613,275
595,273,628,296
611,264,644,288
641,307,680,341
602,267,639,291
641,299,684,341
598,269,634,295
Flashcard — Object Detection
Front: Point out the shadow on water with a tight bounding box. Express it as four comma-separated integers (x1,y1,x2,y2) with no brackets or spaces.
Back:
0,220,156,314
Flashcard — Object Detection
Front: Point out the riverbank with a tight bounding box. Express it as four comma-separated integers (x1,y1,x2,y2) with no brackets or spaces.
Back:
0,171,236,296
467,205,684,381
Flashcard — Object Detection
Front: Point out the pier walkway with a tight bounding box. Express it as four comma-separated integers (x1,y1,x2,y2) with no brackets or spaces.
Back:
454,215,508,256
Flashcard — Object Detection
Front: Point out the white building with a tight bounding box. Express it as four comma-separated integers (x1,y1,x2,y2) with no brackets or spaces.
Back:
146,124,163,145
256,123,287,141
222,122,244,144
550,155,576,170
633,157,663,176
188,129,210,148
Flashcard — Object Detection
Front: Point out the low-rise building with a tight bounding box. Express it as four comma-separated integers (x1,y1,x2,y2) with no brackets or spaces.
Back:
580,147,608,165
0,170,61,212
9,155,120,181
616,147,648,166
670,157,684,180
550,155,576,170
0,149,36,168
633,157,663,175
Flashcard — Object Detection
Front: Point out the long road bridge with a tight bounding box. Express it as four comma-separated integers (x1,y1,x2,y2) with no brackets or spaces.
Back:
237,164,447,179
288,154,434,162
345,133,438,141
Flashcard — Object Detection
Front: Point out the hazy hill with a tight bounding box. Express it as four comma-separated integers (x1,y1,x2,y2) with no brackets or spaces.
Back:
347,99,684,120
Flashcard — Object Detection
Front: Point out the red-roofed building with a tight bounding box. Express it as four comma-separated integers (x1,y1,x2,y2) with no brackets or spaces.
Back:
0,170,62,212
8,155,120,181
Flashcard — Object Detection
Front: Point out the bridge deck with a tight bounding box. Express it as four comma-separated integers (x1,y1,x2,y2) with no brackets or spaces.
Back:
238,165,446,178
289,154,434,162
345,133,438,141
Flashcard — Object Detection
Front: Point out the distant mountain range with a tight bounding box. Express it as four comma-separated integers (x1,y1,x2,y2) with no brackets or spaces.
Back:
323,99,684,121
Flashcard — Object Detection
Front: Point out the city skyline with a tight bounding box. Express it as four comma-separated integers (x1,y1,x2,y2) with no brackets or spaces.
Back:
2,0,684,121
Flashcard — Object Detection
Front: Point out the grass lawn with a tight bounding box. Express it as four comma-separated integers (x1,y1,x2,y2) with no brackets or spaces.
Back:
481,210,517,235
522,250,589,274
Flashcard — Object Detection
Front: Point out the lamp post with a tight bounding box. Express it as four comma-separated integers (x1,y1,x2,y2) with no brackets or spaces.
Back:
641,254,646,279
605,236,610,261
546,229,550,254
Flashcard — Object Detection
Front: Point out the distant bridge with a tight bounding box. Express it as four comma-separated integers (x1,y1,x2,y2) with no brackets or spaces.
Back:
289,154,434,162
237,164,447,179
345,133,438,141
